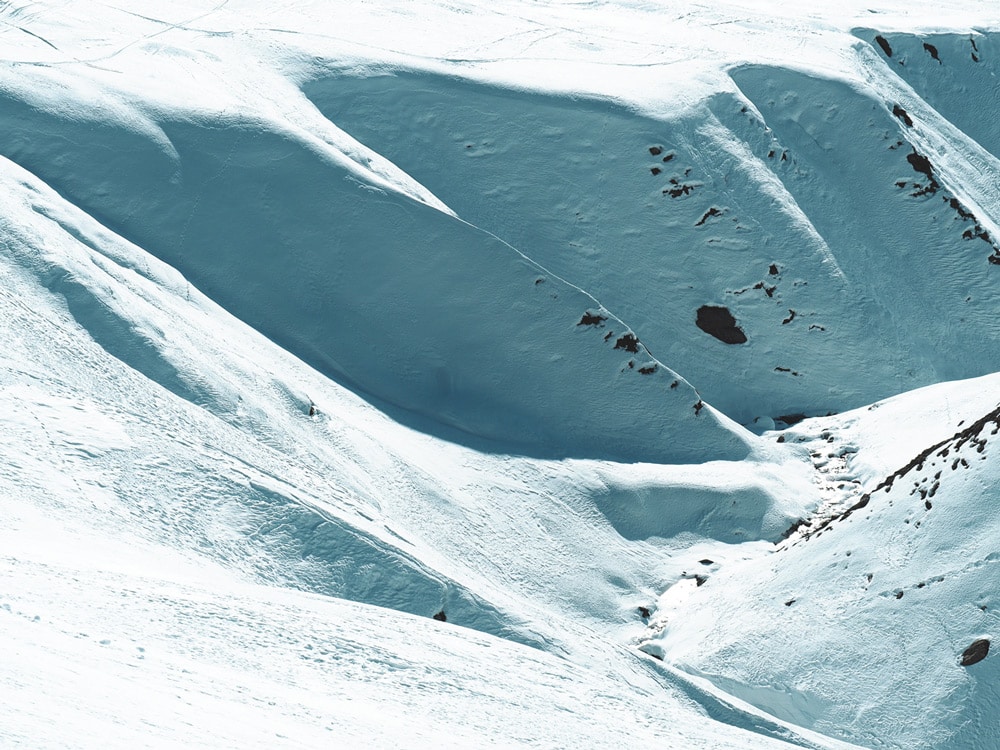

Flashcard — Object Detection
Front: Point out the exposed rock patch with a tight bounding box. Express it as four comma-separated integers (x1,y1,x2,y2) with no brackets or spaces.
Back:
614,333,640,353
695,207,724,226
961,639,990,666
578,311,607,326
875,35,893,57
695,305,747,344
892,104,913,127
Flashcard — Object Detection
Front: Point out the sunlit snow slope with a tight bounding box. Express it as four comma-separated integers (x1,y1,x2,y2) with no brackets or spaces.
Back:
1,1,999,748
647,375,1000,750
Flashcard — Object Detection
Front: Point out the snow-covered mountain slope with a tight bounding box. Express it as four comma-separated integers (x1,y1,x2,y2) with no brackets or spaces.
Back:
645,375,1000,749
307,40,1000,425
0,76,754,463
3,3,998,431
0,148,828,747
2,0,1000,748
7,515,839,750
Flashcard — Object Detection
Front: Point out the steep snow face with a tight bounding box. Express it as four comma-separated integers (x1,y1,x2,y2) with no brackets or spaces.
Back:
0,2,997,441
0,88,754,463
306,42,1000,425
646,375,1000,750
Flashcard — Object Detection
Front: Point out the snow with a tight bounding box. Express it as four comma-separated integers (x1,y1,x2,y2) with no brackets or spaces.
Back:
646,378,1000,748
1,0,1000,747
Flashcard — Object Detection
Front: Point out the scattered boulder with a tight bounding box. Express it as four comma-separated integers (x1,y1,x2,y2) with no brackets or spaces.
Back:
695,305,747,344
907,150,937,187
638,606,651,619
578,311,607,326
777,413,807,426
892,104,913,127
695,207,724,226
961,639,990,666
923,42,941,62
875,35,893,57
614,333,640,353
433,610,447,622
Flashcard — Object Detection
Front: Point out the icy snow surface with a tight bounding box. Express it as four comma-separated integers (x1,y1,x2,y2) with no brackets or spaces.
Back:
1,0,999,748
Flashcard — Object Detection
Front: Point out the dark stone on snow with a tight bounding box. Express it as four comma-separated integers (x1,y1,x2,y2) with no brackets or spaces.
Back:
578,311,607,326
638,606,651,619
777,413,807,426
907,151,935,182
694,575,707,587
892,104,913,127
875,35,893,57
650,167,662,175
699,559,714,566
949,197,975,220
638,364,657,375
649,146,662,155
695,207,723,226
664,183,697,198
923,42,941,62
769,263,780,275
693,400,704,416
781,518,808,538
696,305,747,344
433,610,447,622
785,598,795,606
614,333,640,353
961,639,990,666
